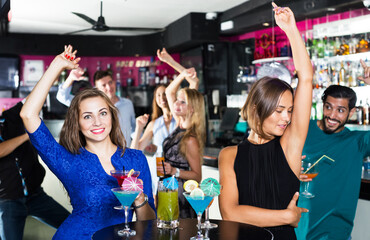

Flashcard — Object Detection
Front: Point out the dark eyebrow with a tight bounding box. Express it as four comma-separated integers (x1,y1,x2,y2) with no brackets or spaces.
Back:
324,102,348,110
81,107,108,115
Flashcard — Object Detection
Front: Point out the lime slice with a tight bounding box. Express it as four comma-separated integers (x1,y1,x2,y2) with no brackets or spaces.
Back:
200,178,221,197
127,169,134,177
183,180,199,193
190,188,204,198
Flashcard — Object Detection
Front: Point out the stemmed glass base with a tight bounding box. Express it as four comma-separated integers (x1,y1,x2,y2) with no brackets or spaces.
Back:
301,190,315,198
200,207,218,229
117,227,136,237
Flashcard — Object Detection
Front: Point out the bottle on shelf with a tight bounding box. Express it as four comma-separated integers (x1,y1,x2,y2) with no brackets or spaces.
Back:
82,68,89,82
106,63,113,76
363,99,370,125
339,38,350,55
334,37,341,56
126,69,134,87
96,61,101,71
116,71,122,97
338,61,347,86
357,100,364,125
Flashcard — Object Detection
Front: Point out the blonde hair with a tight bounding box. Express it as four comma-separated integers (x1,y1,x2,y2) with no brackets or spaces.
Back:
241,77,293,139
59,88,126,154
179,88,206,161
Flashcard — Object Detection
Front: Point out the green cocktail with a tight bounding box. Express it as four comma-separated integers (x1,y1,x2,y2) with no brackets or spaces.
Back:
157,181,179,229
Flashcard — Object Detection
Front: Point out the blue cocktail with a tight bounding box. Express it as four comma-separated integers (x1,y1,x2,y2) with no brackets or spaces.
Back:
183,192,213,240
111,188,141,237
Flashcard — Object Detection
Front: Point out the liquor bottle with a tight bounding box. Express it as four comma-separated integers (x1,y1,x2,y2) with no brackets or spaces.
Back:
106,63,113,75
357,35,369,53
311,101,317,120
357,101,364,125
126,69,134,87
334,37,341,56
339,38,349,55
96,61,101,71
317,38,325,58
338,61,347,86
116,72,122,97
82,68,89,82
316,98,323,120
363,99,370,125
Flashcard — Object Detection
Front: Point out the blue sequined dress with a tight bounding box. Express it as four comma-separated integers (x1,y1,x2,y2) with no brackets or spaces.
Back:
28,121,155,240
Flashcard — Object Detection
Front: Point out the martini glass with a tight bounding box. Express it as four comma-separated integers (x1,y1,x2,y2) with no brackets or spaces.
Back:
183,192,213,240
111,187,141,237
201,198,218,229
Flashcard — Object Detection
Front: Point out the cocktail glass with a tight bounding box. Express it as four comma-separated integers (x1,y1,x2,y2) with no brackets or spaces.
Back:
157,181,179,229
200,199,217,229
183,192,213,240
110,170,140,186
111,187,141,237
300,160,318,198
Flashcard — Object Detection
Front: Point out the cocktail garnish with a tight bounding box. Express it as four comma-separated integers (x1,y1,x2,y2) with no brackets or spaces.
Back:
190,188,204,198
163,176,178,190
183,180,199,193
122,177,143,192
127,169,134,177
200,178,221,197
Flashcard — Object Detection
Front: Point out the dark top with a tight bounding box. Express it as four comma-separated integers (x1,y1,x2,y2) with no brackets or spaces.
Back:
234,137,299,240
163,127,196,219
0,102,45,199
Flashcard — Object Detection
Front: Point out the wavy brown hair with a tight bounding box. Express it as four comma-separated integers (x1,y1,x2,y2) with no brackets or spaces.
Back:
179,88,206,161
59,88,126,154
151,84,168,120
241,76,293,140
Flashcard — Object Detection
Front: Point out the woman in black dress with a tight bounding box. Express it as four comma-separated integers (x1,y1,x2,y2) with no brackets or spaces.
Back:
219,3,312,239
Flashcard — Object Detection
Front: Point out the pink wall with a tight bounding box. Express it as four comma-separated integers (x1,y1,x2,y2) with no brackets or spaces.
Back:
20,54,180,87
0,98,24,114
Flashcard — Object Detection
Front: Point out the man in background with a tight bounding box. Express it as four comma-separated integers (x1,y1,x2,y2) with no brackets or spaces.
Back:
0,101,70,240
57,68,136,146
296,61,370,240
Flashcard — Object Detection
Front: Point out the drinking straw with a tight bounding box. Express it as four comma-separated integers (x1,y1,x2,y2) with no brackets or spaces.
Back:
303,155,335,174
161,160,166,176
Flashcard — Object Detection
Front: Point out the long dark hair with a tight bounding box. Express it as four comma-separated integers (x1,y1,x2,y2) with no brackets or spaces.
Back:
59,88,126,154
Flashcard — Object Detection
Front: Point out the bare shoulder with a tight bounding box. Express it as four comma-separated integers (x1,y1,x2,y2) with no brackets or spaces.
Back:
218,145,238,166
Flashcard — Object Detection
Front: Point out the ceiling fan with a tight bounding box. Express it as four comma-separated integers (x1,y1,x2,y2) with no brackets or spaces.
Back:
66,0,163,35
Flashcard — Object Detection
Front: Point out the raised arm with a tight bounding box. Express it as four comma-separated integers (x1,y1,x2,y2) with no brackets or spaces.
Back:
165,68,198,123
157,48,185,73
218,146,308,227
273,3,313,175
130,114,154,150
21,45,80,133
56,68,85,107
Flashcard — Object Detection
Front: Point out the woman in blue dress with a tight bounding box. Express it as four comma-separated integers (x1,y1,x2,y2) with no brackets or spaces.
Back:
20,45,156,240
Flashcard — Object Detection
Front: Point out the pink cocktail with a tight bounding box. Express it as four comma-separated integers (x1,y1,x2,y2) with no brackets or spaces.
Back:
111,170,140,186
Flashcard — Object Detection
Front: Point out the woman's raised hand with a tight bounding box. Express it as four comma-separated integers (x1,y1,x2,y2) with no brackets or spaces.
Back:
157,48,173,63
54,45,81,70
272,2,296,33
136,114,149,129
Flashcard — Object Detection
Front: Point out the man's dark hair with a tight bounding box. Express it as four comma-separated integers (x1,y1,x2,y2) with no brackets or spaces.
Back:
321,85,357,110
93,70,112,84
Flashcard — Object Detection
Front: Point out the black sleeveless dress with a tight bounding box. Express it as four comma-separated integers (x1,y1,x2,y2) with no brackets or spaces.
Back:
163,127,196,219
234,137,299,239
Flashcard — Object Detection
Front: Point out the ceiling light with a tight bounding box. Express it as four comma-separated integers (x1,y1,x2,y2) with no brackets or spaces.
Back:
221,20,234,31
206,12,217,20
327,8,336,11
262,22,270,26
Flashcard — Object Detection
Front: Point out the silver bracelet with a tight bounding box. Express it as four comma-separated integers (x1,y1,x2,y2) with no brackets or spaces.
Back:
133,194,148,209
